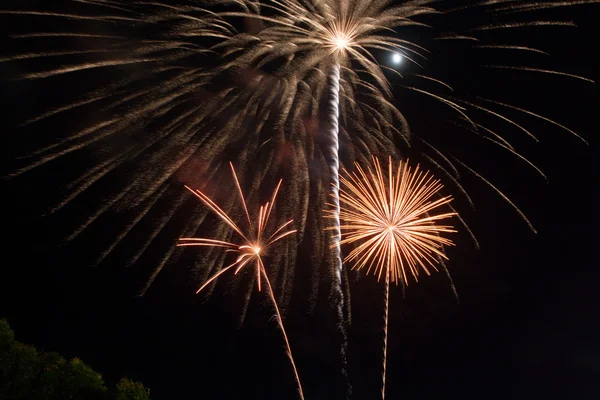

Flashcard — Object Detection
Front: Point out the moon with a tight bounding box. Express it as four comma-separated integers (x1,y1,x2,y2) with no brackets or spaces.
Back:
392,53,402,65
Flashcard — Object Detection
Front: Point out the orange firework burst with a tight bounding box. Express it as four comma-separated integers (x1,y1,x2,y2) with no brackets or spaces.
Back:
327,156,456,400
330,156,457,285
179,162,303,399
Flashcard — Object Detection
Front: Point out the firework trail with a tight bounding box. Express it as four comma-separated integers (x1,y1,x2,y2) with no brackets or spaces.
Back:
381,268,390,400
179,162,303,399
323,62,352,388
328,156,455,399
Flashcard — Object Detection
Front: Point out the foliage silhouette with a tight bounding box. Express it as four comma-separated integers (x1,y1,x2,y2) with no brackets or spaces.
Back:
0,320,150,400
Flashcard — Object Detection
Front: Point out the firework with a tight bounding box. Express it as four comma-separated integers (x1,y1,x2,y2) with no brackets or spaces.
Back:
327,156,456,399
1,2,596,396
2,0,595,296
179,162,303,399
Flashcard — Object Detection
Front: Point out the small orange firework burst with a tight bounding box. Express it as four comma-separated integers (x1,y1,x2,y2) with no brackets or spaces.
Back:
328,156,457,285
179,163,297,293
178,162,303,399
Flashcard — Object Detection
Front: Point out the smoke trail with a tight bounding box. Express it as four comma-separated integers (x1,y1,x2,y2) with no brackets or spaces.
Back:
324,64,350,398
326,65,342,294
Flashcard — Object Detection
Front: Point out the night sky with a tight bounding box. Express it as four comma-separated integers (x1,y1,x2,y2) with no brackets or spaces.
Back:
1,1,599,399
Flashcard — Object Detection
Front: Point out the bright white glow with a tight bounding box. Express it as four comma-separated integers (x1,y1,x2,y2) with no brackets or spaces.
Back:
392,53,402,64
334,35,349,50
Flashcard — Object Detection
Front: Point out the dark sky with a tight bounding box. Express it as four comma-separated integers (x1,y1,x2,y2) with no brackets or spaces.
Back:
1,1,599,400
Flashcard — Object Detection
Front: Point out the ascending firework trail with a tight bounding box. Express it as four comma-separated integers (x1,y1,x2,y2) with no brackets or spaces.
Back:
323,62,349,394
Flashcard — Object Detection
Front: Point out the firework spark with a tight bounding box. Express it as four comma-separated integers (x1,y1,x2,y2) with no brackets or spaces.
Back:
327,156,456,399
178,162,303,399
